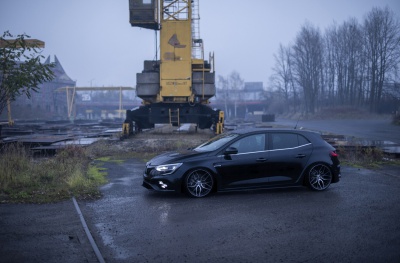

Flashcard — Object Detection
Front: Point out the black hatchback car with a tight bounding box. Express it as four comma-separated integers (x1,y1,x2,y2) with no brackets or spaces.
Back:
142,128,341,197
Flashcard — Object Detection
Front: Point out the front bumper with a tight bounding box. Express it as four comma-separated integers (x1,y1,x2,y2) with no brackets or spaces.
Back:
142,178,176,192
142,166,183,192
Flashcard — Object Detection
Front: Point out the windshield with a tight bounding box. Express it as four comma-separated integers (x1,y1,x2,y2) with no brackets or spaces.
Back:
194,133,239,152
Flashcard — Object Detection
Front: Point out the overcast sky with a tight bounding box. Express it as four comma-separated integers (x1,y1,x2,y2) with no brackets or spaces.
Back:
1,0,399,88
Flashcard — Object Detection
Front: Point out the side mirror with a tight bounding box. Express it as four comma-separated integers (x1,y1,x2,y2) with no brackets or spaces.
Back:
224,147,238,155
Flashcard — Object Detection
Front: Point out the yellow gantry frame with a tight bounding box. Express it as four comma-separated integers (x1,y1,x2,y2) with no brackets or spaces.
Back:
56,86,134,120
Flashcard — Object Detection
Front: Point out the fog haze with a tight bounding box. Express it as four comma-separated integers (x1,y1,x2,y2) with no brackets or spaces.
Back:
1,0,399,88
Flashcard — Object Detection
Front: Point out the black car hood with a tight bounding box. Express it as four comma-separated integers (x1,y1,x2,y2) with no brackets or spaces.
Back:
147,150,209,166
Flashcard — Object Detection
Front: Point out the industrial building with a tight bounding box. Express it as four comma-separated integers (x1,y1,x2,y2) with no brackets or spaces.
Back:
1,55,76,120
212,81,267,120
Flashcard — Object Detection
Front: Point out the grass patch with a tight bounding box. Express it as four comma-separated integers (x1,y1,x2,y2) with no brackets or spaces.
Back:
0,144,107,203
96,156,111,162
338,145,400,168
0,134,206,203
95,156,124,164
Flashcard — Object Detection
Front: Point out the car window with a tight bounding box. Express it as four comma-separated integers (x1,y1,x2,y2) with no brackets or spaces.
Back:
270,133,310,150
229,134,266,153
194,133,239,152
298,134,310,146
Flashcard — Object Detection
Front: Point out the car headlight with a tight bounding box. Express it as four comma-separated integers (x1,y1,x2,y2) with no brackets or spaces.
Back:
152,163,182,176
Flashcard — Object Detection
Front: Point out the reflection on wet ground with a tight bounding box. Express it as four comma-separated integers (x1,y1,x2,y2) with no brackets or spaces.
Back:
0,119,122,154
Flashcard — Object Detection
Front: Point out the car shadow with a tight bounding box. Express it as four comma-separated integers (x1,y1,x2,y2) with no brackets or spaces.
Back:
143,186,315,200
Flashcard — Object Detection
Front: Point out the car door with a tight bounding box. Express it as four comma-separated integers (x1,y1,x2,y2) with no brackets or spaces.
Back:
266,132,312,185
214,133,269,190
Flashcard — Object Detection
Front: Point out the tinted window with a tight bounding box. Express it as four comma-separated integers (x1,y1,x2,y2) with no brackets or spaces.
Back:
194,133,239,152
270,133,310,150
298,134,310,146
230,134,266,153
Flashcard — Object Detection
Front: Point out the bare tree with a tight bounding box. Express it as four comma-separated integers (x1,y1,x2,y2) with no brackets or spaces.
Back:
325,19,365,107
229,71,244,90
364,7,400,112
272,43,298,112
217,75,230,118
293,23,324,114
347,19,365,106
324,24,337,106
270,6,400,115
228,71,244,118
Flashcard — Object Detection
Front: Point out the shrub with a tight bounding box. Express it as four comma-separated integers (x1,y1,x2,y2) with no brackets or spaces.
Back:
338,145,385,168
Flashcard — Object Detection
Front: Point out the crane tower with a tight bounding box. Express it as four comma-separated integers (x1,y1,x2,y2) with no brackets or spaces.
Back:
125,0,223,133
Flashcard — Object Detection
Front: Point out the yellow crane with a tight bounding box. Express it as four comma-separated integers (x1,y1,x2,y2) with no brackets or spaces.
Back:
125,0,223,134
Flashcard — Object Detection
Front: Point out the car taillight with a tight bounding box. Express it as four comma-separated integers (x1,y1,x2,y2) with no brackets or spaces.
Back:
330,151,338,157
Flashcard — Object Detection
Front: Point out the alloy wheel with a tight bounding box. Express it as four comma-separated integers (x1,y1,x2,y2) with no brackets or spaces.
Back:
185,169,214,197
307,164,332,191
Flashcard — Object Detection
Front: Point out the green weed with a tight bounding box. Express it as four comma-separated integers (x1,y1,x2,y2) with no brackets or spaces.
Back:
0,144,107,203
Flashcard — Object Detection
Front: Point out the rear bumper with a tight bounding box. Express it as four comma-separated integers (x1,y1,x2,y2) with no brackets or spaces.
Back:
332,165,341,183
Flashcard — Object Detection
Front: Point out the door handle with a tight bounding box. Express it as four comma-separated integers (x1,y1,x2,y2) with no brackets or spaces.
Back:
295,154,306,158
256,158,268,162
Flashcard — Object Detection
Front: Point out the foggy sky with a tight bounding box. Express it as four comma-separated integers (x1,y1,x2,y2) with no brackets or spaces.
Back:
1,0,399,89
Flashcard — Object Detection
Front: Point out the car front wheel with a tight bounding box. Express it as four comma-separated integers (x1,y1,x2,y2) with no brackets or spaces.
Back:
306,163,332,191
184,169,214,198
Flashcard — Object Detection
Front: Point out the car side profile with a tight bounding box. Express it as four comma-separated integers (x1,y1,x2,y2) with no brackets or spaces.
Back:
142,128,341,198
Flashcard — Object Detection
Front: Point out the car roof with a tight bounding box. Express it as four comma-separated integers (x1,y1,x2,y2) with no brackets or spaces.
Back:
227,127,321,136
224,128,326,146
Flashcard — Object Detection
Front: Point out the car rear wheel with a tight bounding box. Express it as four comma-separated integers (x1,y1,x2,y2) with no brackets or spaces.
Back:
306,163,332,191
184,169,214,198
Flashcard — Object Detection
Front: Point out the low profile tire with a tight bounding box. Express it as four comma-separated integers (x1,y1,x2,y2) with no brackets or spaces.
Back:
184,169,214,198
306,163,332,191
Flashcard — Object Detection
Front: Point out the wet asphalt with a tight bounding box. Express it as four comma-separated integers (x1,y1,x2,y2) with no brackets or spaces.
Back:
79,160,400,263
1,118,400,262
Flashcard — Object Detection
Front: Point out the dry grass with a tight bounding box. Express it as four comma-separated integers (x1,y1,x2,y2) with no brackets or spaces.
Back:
0,144,106,203
0,131,214,203
337,145,399,168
